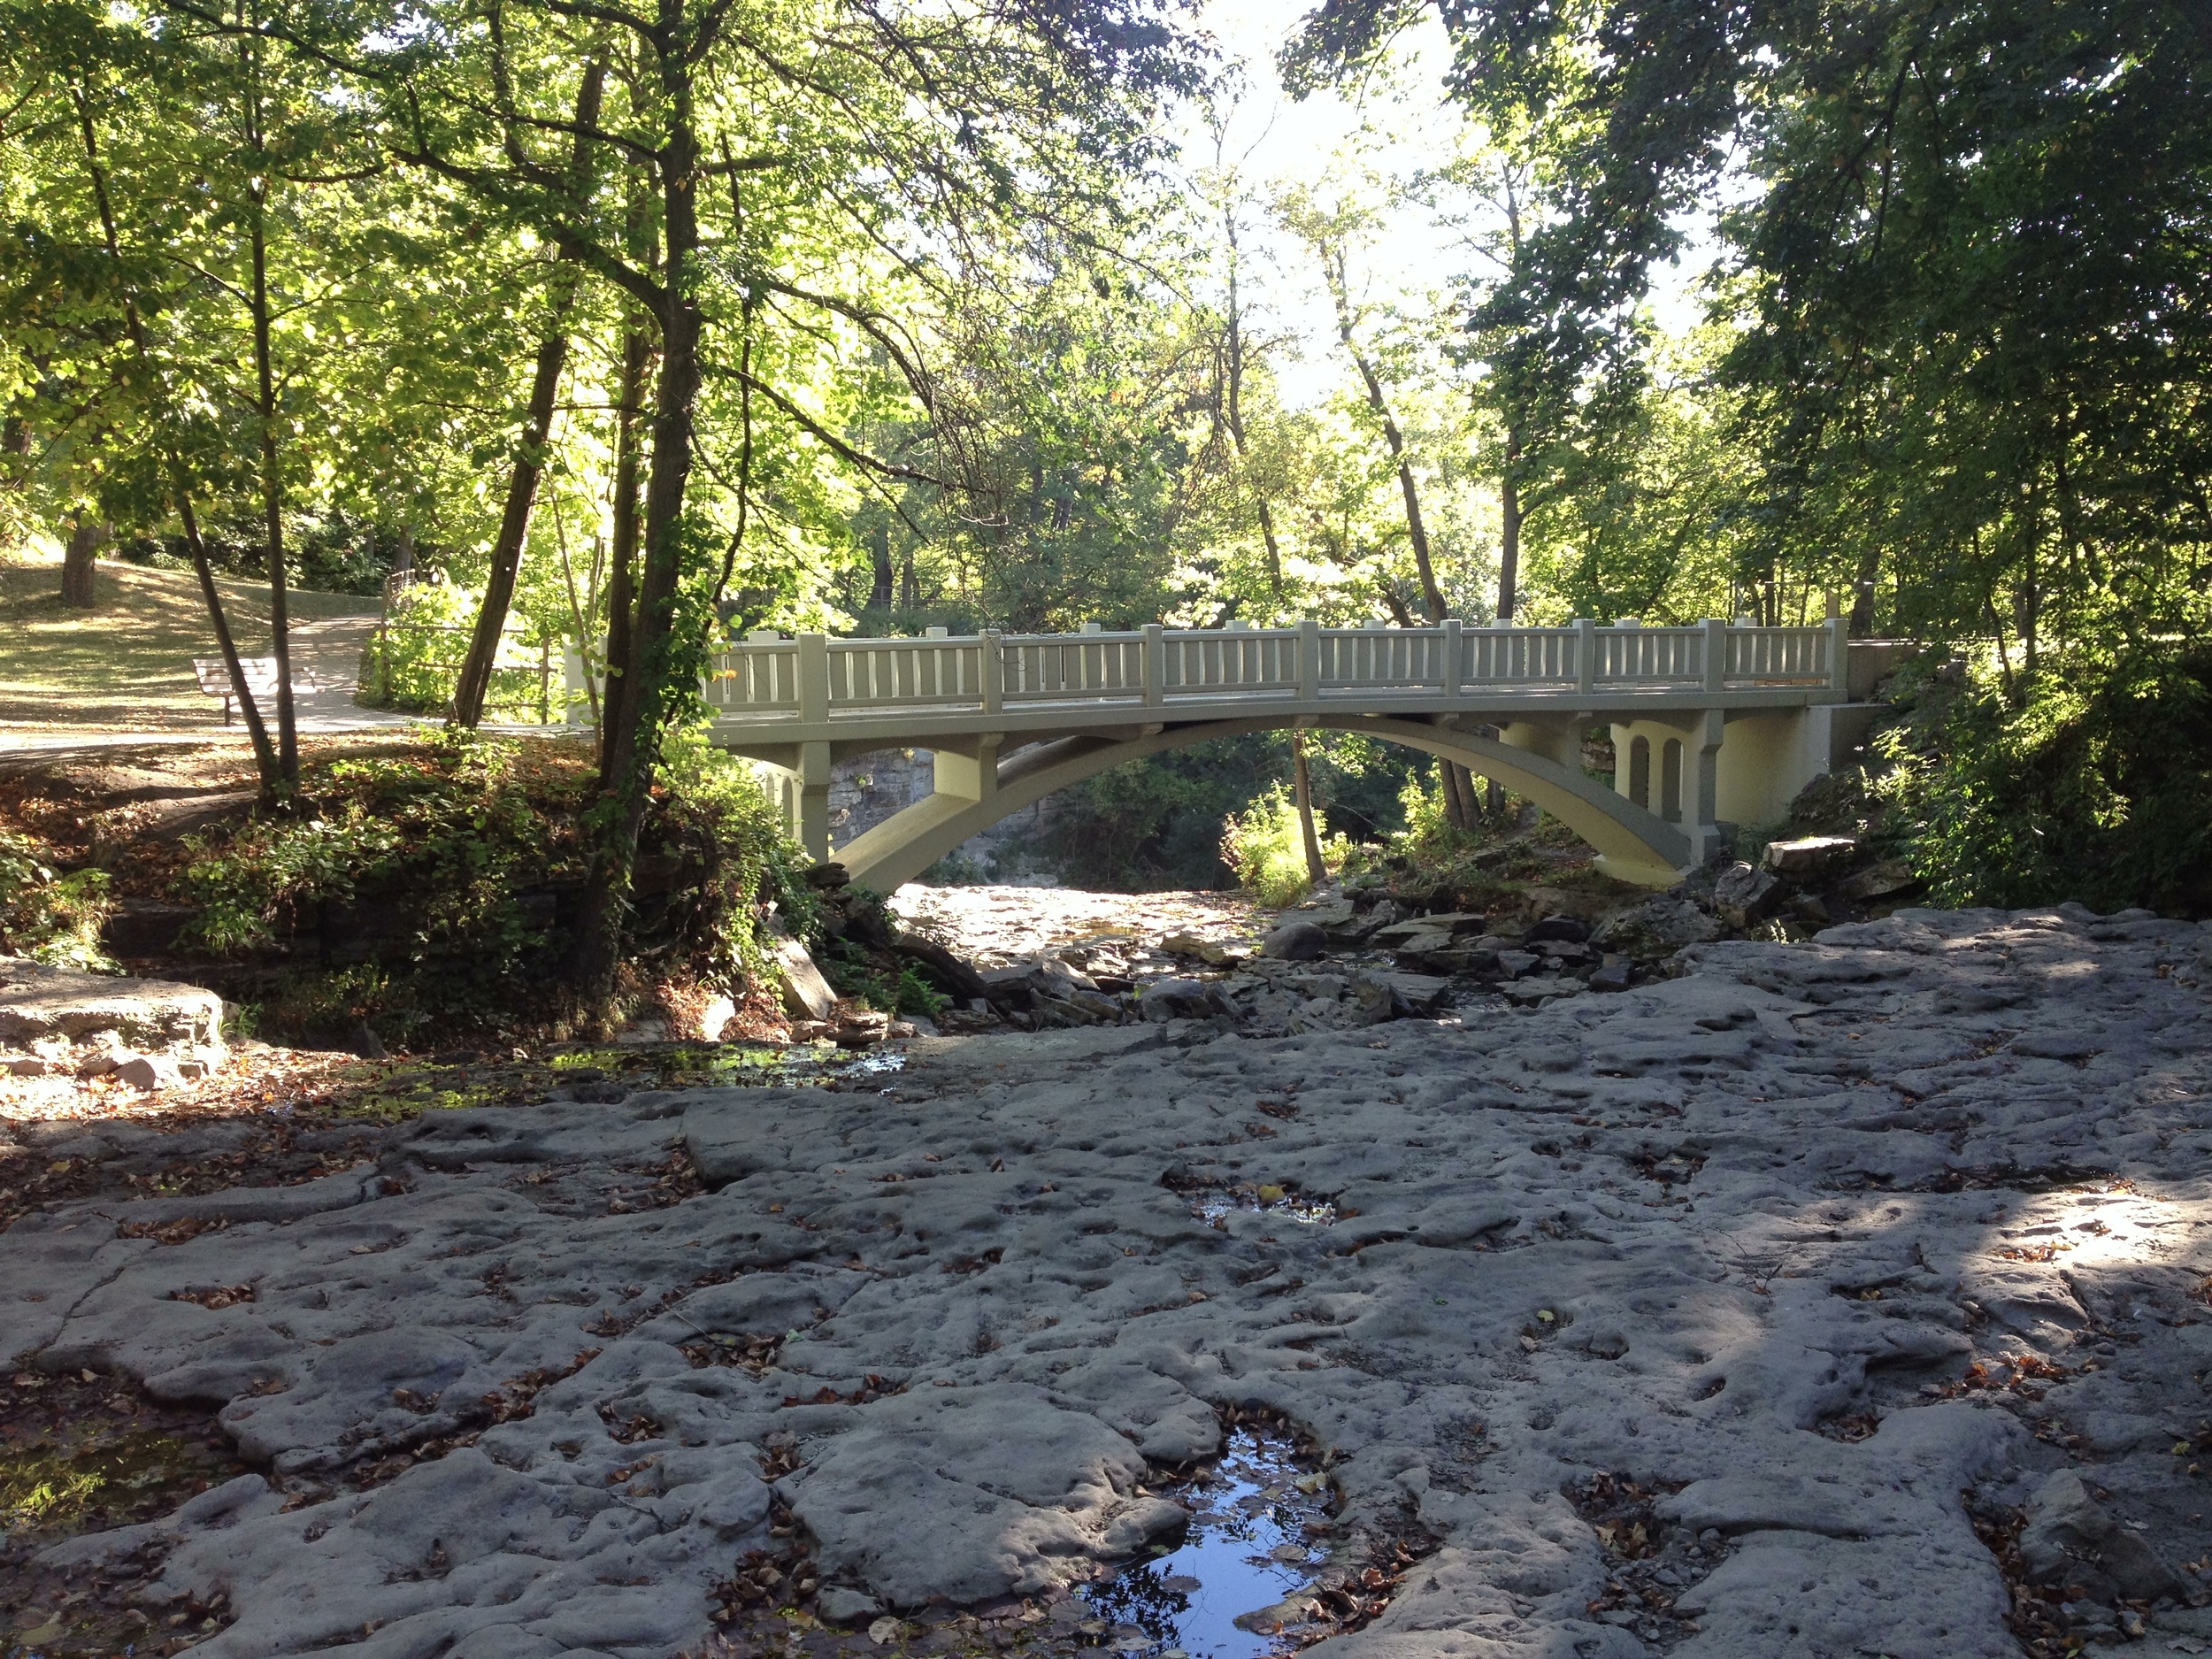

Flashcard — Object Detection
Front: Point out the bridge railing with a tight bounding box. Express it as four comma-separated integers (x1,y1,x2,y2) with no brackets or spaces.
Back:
700,617,1845,724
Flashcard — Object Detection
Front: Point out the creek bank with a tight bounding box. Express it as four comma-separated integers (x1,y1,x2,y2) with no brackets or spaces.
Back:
2,902,2209,1658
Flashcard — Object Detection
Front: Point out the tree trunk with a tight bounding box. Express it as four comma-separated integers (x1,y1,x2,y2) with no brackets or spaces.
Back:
246,144,296,787
451,63,602,731
1320,242,1473,826
1324,243,1447,623
572,88,706,1016
868,524,894,610
1292,730,1325,884
73,84,280,789
450,306,576,727
595,322,653,778
450,302,572,725
60,518,106,607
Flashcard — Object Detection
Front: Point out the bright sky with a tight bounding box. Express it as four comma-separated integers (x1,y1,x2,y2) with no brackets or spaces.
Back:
1178,1,1716,409
1177,0,1467,409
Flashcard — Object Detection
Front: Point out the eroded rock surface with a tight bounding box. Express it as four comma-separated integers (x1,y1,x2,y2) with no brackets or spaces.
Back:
4,903,2212,1658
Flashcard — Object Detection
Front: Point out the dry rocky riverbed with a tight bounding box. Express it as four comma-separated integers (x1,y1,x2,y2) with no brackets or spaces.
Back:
4,903,2212,1659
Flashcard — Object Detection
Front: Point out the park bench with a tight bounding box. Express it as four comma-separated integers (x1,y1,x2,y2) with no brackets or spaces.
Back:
192,657,317,725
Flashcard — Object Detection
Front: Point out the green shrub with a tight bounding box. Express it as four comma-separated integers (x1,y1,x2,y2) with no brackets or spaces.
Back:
362,583,564,720
180,733,571,1026
1222,782,1344,909
1879,644,2212,917
0,828,116,972
173,727,804,1041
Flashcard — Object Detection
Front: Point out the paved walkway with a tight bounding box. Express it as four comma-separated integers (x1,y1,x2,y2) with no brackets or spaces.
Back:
0,617,585,752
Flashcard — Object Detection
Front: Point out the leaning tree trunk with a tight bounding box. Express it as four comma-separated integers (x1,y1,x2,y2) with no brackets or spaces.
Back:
449,300,577,727
73,86,280,789
244,127,297,787
1487,432,1526,817
450,63,603,731
1325,244,1476,830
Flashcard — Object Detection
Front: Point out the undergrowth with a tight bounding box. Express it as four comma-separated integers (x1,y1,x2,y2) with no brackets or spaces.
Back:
0,825,115,970
164,726,811,1044
1878,642,2212,917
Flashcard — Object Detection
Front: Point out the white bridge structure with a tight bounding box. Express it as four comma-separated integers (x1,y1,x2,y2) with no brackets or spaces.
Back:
687,612,1890,891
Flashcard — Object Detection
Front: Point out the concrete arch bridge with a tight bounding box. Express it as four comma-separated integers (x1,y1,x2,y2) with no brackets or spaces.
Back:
680,615,1889,890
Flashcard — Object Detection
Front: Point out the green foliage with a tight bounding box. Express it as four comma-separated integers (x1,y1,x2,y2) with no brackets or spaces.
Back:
1878,647,2212,917
651,726,814,987
166,728,803,1040
180,733,563,987
1221,782,1345,909
361,583,562,719
820,944,949,1018
1025,737,1287,890
0,827,116,972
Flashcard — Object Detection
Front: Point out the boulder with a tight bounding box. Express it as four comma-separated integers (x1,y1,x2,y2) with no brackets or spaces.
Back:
0,956,225,1053
1593,896,1721,957
1371,971,1452,1016
117,1054,184,1091
1372,912,1486,948
1524,914,1593,945
2017,1469,2185,1603
697,995,738,1042
1138,979,1221,1022
1711,862,1784,927
818,1586,883,1626
772,938,839,1022
1763,834,1858,877
1841,858,1918,901
1586,963,1633,992
1294,900,1357,930
1261,920,1329,961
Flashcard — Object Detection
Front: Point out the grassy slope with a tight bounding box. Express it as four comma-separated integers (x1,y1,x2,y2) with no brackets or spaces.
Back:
0,555,379,729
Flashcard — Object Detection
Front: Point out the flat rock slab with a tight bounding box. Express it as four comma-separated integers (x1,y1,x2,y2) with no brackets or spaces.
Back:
0,955,225,1050
5,903,2212,1659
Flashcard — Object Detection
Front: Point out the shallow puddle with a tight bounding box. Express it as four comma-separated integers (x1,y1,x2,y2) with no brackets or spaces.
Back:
1190,1186,1338,1226
1081,1430,1332,1659
551,1041,907,1090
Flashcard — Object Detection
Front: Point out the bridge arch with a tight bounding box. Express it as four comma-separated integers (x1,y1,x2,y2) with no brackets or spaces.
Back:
828,716,1692,893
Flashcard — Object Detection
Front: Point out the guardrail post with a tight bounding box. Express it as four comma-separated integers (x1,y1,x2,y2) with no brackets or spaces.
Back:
1441,618,1463,700
1702,618,1727,692
982,629,1004,715
797,633,829,726
1574,618,1596,693
1297,618,1319,703
1827,612,1849,695
1142,623,1164,707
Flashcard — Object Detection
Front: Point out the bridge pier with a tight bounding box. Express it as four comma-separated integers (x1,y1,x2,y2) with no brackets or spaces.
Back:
771,741,833,859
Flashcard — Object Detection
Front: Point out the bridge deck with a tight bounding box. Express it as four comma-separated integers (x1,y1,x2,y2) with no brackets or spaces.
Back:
696,618,1847,746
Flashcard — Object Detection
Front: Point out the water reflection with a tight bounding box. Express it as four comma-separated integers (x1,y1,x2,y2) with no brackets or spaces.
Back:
1082,1430,1330,1659
1190,1187,1338,1226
